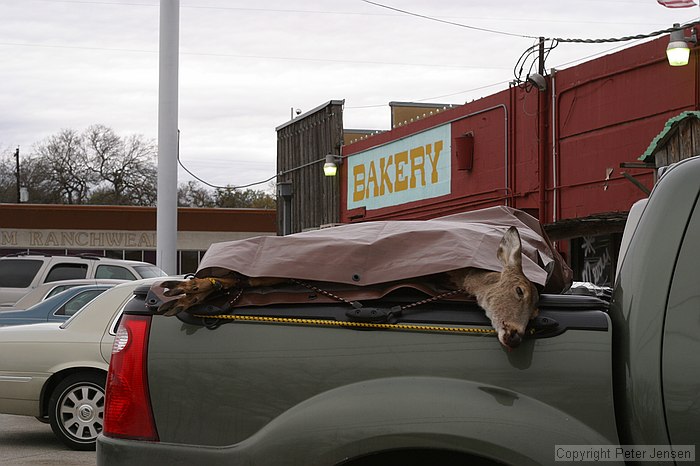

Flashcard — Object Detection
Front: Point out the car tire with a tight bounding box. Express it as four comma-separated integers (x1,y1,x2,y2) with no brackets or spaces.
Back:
48,372,106,451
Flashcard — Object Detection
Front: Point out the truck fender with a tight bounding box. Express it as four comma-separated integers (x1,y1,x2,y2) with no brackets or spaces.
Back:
238,376,621,466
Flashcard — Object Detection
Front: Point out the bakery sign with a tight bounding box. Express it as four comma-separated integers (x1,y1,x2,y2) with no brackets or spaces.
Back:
346,124,451,211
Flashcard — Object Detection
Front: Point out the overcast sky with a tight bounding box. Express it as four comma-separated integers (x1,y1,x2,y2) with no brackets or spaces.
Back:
1,0,697,192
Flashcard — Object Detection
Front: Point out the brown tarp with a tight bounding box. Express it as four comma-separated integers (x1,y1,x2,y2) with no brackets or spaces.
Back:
195,206,571,293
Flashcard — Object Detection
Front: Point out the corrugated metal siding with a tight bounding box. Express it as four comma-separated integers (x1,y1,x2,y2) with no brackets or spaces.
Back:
340,35,699,228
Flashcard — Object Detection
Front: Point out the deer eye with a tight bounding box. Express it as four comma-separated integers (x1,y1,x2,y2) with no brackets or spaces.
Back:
516,286,524,298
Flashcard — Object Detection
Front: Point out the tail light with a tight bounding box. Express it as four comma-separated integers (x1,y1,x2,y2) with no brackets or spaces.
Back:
103,314,159,441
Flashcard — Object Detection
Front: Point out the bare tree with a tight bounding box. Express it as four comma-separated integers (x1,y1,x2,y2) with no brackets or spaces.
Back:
5,126,273,209
0,147,17,202
0,147,67,203
34,129,96,204
22,156,66,204
178,180,215,207
84,125,157,205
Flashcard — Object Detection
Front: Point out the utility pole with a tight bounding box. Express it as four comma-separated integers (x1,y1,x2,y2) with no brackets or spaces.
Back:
14,147,20,203
156,0,180,274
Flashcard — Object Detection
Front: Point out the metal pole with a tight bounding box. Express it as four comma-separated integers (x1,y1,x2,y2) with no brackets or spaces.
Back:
14,147,20,203
277,181,293,236
156,0,179,274
538,37,545,75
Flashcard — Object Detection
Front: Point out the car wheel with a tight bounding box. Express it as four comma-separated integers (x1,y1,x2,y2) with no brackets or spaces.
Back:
48,372,106,451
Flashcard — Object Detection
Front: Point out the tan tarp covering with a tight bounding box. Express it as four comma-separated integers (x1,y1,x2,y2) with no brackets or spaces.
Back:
195,206,571,293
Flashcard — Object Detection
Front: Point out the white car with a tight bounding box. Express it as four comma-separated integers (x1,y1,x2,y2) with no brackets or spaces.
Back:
3,278,129,311
0,254,166,308
0,277,165,450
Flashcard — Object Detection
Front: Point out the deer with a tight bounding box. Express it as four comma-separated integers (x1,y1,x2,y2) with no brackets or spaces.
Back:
157,226,540,350
448,226,539,350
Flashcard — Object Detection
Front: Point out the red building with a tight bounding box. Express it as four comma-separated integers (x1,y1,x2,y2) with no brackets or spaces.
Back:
336,33,699,286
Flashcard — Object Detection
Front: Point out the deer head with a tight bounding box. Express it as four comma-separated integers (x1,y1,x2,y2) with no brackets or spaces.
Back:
452,226,539,349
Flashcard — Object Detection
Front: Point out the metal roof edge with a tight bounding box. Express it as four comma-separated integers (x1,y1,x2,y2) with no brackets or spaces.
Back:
275,99,345,131
388,101,452,109
639,110,700,162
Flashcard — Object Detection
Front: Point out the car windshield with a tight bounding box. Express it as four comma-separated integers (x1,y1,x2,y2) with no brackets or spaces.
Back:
134,265,167,278
45,284,78,299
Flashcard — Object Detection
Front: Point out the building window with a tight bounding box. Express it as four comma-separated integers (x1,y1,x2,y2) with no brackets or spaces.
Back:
179,250,202,275
571,233,621,287
105,250,125,260
143,250,156,265
125,250,144,262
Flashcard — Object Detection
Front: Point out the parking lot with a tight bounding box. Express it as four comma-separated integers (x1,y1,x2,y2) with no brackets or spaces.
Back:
0,413,95,465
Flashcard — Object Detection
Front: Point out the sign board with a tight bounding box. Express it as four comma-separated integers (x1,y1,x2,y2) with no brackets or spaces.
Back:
1,229,156,249
346,124,451,211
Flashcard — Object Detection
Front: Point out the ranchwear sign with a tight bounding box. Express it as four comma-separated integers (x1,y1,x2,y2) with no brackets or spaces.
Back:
0,229,156,249
346,124,451,211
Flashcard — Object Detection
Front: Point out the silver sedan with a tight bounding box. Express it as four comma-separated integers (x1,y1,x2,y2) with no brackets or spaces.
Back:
0,277,163,450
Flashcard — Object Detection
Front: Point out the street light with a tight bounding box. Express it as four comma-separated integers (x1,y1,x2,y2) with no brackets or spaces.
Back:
667,24,697,66
323,154,342,177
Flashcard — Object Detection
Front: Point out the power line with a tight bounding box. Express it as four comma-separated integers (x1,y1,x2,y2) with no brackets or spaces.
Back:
361,1,700,45
30,0,689,28
553,41,638,68
511,18,700,84
553,18,700,43
177,155,274,190
176,132,275,190
360,0,539,39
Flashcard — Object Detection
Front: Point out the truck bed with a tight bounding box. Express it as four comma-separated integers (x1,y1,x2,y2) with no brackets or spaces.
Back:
142,293,618,456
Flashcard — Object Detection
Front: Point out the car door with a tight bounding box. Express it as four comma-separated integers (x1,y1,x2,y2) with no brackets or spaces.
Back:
43,260,89,283
662,196,700,446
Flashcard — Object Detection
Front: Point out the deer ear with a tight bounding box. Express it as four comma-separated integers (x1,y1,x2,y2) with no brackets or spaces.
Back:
497,226,523,270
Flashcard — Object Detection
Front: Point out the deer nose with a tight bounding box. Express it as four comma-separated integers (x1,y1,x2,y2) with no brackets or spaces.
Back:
504,330,522,348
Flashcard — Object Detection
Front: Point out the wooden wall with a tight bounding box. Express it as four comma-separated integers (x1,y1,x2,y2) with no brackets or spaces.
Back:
643,112,700,167
276,100,345,234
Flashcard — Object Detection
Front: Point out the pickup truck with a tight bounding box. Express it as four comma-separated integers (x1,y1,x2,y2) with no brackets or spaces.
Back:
97,156,700,466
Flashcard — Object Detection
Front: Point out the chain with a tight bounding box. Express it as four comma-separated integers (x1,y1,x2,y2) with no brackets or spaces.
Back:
291,279,466,311
290,279,357,306
400,288,466,310
191,282,486,335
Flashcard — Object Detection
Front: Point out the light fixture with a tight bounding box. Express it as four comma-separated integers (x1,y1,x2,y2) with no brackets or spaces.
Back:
323,154,342,177
527,73,547,91
667,24,697,67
